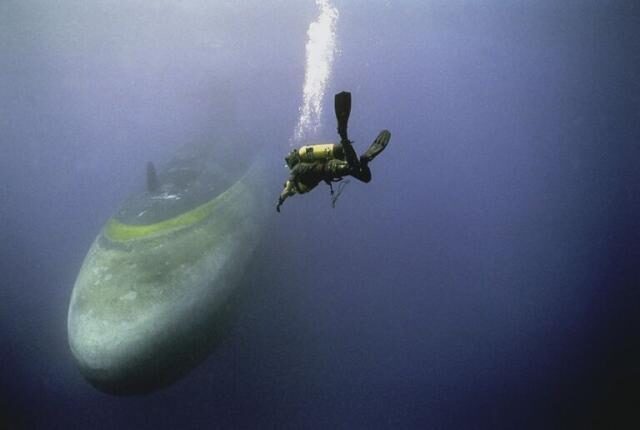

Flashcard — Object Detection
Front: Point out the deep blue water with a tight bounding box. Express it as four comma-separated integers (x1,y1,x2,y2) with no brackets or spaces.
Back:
1,1,639,428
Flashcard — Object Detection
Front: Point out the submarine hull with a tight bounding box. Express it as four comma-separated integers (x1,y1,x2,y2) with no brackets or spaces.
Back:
67,148,270,394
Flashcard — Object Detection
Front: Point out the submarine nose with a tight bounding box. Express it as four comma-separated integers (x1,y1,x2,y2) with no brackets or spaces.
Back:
67,150,271,395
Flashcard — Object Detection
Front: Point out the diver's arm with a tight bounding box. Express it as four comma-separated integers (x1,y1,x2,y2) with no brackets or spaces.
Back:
277,165,301,212
276,180,296,212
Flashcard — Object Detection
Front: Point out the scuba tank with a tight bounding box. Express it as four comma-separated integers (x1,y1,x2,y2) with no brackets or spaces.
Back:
285,143,345,168
297,143,344,163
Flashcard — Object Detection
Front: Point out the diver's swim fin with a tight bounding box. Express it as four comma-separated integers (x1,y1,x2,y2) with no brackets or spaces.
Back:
361,130,391,164
335,91,351,141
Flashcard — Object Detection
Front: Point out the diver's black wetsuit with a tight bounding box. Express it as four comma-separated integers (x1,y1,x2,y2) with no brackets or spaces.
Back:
276,139,377,212
276,91,389,212
286,140,371,193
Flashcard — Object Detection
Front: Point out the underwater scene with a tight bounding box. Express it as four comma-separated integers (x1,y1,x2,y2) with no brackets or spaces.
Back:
1,1,639,428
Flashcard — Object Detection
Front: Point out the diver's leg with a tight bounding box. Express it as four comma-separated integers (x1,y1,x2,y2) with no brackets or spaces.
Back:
351,165,371,183
327,159,371,183
326,159,351,177
341,139,360,168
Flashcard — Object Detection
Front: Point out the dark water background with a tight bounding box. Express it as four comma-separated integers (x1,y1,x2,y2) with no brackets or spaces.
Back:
1,1,639,428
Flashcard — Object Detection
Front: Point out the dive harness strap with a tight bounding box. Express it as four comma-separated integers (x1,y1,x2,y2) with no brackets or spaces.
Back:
325,178,350,208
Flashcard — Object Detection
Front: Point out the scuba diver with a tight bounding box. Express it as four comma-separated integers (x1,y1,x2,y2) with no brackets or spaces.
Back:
277,91,391,212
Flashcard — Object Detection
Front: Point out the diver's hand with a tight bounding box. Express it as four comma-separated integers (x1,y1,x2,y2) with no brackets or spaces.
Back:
276,197,284,213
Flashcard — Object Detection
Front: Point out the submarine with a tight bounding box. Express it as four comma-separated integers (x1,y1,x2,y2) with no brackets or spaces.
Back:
67,141,271,394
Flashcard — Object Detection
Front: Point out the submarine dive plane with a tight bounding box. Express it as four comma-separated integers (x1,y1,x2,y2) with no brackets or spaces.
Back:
67,143,270,394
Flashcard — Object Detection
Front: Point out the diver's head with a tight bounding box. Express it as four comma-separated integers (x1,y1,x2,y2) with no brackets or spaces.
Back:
285,149,300,169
